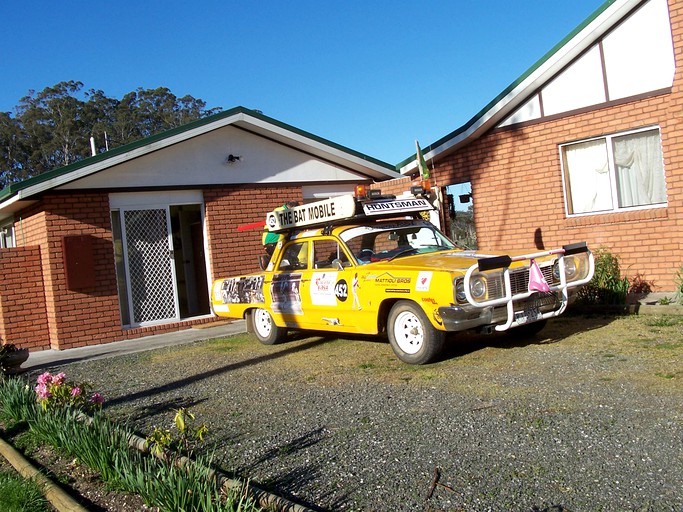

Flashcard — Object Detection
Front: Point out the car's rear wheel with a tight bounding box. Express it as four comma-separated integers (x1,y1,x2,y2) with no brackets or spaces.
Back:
387,301,445,364
252,308,286,345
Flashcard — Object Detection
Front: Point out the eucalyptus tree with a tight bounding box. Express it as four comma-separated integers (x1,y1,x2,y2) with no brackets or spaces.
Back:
0,82,222,186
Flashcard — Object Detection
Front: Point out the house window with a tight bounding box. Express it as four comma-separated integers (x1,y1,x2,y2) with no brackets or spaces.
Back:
561,127,666,215
0,222,14,248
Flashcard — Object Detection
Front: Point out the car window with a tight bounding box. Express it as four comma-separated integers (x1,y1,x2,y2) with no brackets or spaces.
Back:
341,221,455,263
278,242,308,271
313,239,350,269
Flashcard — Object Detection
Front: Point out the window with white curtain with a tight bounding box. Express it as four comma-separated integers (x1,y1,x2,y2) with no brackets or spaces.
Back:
561,127,666,215
0,222,14,248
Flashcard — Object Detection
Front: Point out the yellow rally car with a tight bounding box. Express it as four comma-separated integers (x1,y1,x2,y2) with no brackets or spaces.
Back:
212,190,595,364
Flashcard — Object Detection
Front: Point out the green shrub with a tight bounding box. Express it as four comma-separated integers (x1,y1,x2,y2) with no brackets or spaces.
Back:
675,265,683,305
0,376,36,427
147,407,209,461
577,247,630,305
119,452,257,512
51,410,132,485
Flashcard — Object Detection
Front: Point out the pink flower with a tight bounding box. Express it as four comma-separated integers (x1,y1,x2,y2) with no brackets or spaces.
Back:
35,383,51,400
70,386,82,397
36,372,52,386
90,393,104,405
52,372,67,385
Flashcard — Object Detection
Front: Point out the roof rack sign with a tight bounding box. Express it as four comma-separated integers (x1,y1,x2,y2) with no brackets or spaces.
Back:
265,194,434,232
266,195,357,232
362,197,432,216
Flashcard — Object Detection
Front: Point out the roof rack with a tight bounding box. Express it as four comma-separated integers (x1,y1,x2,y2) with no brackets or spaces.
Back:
265,194,433,234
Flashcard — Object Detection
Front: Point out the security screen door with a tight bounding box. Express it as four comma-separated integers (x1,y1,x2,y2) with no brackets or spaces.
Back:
122,208,178,325
112,200,211,327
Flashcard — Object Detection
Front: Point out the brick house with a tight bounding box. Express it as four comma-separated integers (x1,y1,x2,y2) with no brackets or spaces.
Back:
3,0,680,354
394,0,681,292
0,107,398,351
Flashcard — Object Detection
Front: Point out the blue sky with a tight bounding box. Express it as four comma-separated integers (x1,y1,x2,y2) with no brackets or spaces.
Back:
1,1,604,164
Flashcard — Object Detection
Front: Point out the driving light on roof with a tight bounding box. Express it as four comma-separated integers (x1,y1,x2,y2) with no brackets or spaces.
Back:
355,185,382,199
411,179,432,197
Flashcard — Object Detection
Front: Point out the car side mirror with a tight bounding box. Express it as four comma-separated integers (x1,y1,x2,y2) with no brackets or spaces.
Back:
258,255,270,271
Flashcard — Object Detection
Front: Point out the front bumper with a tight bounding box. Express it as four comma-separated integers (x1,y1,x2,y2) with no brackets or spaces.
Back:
438,292,564,333
438,305,494,332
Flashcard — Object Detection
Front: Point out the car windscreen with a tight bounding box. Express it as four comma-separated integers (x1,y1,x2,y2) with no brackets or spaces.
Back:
340,221,455,263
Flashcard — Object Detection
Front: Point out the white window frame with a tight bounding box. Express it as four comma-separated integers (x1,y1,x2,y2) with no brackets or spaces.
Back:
0,220,14,248
560,126,667,217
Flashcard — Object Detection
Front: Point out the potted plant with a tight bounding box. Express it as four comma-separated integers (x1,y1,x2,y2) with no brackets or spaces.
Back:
0,343,29,374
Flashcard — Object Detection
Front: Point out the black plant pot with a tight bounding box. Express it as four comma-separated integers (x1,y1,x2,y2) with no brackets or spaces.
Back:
1,348,29,374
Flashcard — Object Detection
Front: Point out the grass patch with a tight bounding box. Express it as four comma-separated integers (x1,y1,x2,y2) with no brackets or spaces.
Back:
0,469,49,512
12,429,43,455
357,362,378,370
653,341,681,350
644,316,683,328
204,334,254,353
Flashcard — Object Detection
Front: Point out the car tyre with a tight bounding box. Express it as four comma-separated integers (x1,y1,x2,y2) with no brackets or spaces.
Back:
252,308,287,345
387,301,445,364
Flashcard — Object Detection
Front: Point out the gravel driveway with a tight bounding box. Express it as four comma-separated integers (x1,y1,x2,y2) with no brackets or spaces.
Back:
30,313,683,511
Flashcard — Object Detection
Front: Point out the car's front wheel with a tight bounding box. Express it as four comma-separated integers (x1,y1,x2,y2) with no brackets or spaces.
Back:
387,301,445,364
251,308,286,345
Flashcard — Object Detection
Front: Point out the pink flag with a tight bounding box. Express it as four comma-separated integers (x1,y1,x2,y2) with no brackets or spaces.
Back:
528,259,550,293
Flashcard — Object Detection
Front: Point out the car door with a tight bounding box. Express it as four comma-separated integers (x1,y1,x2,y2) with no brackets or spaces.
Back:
269,240,314,329
307,238,359,330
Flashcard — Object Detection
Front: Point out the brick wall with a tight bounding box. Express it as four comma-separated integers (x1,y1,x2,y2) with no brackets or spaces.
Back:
2,185,309,352
0,246,49,350
435,95,682,290
204,185,303,280
371,176,413,198
16,193,123,349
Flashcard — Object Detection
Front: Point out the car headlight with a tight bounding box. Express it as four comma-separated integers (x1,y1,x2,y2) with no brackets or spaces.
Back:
470,274,487,299
553,256,580,282
565,257,578,279
454,278,467,302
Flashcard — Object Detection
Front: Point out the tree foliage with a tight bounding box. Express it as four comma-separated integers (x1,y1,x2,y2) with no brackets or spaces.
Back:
0,81,222,188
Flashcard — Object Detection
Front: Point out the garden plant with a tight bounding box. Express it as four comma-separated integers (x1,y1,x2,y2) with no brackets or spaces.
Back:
0,372,262,512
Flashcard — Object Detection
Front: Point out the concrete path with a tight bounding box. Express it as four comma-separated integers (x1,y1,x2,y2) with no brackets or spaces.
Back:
22,320,246,373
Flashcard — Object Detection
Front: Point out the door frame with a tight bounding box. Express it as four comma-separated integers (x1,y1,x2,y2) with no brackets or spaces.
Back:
110,191,209,327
